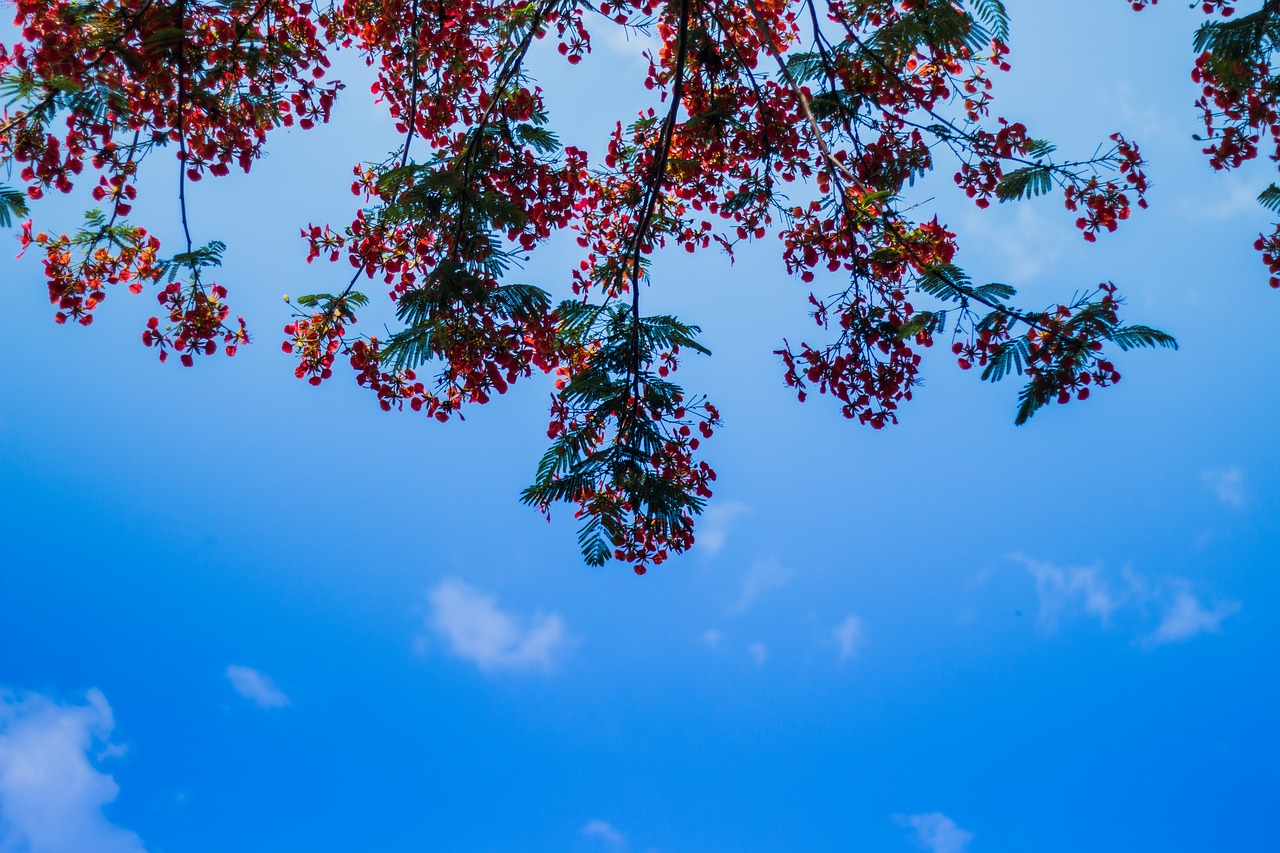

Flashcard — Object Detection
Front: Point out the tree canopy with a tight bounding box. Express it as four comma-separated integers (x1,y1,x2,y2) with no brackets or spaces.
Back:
1,0,1272,571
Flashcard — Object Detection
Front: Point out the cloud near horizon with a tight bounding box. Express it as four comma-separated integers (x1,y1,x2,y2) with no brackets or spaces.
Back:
0,688,145,853
582,819,626,849
424,578,568,673
894,812,973,853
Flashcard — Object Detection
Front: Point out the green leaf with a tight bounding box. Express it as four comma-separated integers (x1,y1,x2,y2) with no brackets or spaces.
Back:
1013,375,1053,426
45,76,83,94
994,165,1052,202
808,89,860,120
1108,324,1178,352
142,27,186,52
576,514,612,567
294,293,333,308
1023,139,1058,158
784,51,828,85
515,123,560,154
166,240,226,272
1014,386,1040,425
917,264,973,302
375,163,420,197
896,310,947,339
971,282,1016,303
966,0,1010,43
637,314,711,356
489,283,551,320
0,186,29,229
0,72,38,102
342,291,370,310
980,338,1028,383
1259,183,1280,214
864,0,987,63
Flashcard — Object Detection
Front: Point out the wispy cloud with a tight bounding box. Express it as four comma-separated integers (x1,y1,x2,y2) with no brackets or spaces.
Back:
894,812,973,853
701,629,724,649
697,501,750,556
0,688,146,853
1176,177,1260,222
225,666,290,709
1109,82,1180,143
1202,465,1245,508
960,204,1064,284
595,23,660,69
582,819,627,849
1145,592,1241,648
1018,556,1120,631
423,578,567,673
747,642,768,666
1011,555,1240,646
729,558,790,614
834,615,867,662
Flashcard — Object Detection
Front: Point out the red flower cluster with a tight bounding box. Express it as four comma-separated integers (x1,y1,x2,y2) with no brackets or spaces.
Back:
145,281,248,366
3,0,347,371
1254,226,1280,288
6,0,1191,569
1127,1,1236,11
19,219,162,325
1022,295,1125,407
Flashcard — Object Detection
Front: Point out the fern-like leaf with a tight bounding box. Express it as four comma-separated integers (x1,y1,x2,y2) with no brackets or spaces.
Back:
0,186,29,228
995,165,1052,202
1259,183,1280,213
966,0,1010,42
1108,324,1178,352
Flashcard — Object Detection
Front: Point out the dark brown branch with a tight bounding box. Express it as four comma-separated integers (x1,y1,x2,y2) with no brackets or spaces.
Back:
625,0,693,413
176,0,193,255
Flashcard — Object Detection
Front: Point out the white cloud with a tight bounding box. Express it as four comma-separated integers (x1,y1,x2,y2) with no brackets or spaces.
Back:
701,629,724,649
582,819,626,849
1176,177,1259,222
0,689,145,853
225,666,290,710
1012,555,1240,647
894,812,973,853
834,615,867,662
424,578,567,673
1145,593,1241,647
697,501,750,556
1202,465,1245,508
964,565,995,588
1108,82,1178,143
596,24,660,69
729,558,791,614
747,642,768,666
1016,555,1120,632
960,204,1064,285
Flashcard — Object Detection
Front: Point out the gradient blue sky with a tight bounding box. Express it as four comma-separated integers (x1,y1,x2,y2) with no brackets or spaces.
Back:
1,1,1277,850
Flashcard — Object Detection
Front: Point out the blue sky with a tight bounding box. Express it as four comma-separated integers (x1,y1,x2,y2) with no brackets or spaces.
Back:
1,1,1277,850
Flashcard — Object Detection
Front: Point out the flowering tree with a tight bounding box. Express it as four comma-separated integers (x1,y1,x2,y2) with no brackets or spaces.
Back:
1,0,1270,571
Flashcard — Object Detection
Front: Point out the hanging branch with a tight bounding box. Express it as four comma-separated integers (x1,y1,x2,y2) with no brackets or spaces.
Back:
623,0,693,427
